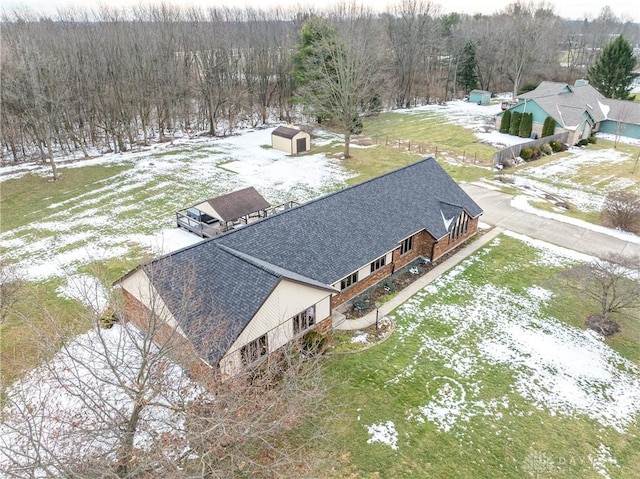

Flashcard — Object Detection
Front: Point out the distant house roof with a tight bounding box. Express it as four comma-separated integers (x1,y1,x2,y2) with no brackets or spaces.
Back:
272,125,304,139
203,186,270,223
516,81,640,129
133,158,482,367
599,98,640,126
470,89,491,95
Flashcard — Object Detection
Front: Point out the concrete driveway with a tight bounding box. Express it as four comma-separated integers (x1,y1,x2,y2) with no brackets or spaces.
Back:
461,184,640,258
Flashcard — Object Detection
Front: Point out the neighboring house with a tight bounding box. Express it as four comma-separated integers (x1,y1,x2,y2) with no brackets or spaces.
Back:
176,186,271,238
115,158,483,378
496,80,640,144
469,90,491,105
271,126,311,154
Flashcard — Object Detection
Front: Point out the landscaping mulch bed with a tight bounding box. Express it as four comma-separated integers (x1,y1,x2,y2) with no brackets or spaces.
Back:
344,234,486,319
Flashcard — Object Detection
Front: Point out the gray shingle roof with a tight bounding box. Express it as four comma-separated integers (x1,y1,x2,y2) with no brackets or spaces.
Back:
205,186,270,222
132,157,482,367
272,125,303,139
515,81,640,130
600,98,640,126
142,242,283,366
216,157,482,284
519,81,573,99
515,81,640,128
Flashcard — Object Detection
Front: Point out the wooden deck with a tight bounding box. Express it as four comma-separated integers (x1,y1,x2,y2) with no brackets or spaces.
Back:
176,201,299,239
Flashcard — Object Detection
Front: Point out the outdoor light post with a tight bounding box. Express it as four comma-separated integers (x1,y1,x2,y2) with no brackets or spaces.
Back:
375,302,380,330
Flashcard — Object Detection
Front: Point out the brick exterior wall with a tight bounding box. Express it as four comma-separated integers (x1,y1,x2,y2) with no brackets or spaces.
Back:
314,316,333,334
431,216,479,260
329,218,479,309
121,290,212,378
330,263,394,308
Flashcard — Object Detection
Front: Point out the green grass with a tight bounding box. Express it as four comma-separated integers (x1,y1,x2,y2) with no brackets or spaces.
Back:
529,200,601,224
0,279,90,385
312,234,640,478
362,111,499,166
0,165,130,232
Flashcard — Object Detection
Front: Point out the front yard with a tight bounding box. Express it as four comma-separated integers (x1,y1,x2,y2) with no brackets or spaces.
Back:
317,233,640,478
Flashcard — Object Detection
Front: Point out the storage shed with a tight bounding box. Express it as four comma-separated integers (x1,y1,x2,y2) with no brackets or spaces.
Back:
271,126,311,154
469,90,491,105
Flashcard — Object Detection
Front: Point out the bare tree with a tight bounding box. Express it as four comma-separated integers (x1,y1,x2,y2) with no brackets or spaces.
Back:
560,254,640,336
500,2,560,98
600,190,640,234
0,260,25,325
386,0,440,107
0,267,329,478
295,8,384,158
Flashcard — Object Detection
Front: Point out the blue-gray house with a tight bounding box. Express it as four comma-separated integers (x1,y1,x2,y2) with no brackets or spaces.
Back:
497,80,640,144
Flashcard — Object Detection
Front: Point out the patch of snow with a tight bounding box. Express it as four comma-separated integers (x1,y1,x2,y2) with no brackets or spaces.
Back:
351,332,370,344
391,235,640,434
589,443,619,479
475,131,531,148
393,100,503,134
366,421,398,450
503,231,593,265
596,132,640,147
526,285,553,302
510,196,640,245
127,228,204,256
0,324,204,475
56,274,109,314
0,127,355,284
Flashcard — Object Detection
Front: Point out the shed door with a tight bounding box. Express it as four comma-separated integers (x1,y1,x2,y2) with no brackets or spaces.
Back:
296,138,307,153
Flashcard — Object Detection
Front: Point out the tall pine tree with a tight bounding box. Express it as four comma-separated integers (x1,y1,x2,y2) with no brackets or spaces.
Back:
588,36,637,100
457,41,478,93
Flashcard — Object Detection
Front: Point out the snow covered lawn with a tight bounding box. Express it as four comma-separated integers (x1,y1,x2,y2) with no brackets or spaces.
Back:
0,323,203,476
0,127,354,286
326,233,640,478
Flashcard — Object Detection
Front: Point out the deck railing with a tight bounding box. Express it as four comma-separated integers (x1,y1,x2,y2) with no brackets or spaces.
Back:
177,201,300,238
176,211,206,237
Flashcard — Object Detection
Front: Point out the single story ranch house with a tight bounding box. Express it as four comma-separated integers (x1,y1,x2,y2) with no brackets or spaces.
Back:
115,158,482,378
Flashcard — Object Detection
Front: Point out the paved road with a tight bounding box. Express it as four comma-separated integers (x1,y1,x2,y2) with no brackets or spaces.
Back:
462,184,640,259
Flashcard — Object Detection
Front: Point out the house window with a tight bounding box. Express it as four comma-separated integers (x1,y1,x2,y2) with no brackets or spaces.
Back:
449,212,470,243
293,305,316,334
370,255,386,273
340,272,358,290
240,334,268,365
400,236,413,255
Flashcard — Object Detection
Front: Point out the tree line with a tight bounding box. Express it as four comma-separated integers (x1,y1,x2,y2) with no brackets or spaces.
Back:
1,1,638,171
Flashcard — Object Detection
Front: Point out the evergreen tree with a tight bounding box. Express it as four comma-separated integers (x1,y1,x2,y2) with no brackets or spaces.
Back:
500,110,511,134
519,113,533,138
292,17,339,122
457,41,478,93
588,35,637,100
509,111,522,136
542,116,556,137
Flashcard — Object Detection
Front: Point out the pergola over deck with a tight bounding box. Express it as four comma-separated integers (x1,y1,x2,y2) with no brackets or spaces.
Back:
177,187,271,238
